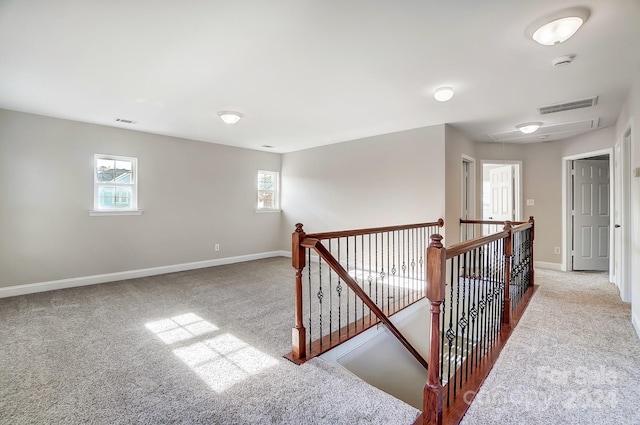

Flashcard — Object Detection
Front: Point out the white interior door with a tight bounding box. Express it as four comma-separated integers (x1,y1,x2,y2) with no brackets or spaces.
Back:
573,159,610,271
488,165,514,221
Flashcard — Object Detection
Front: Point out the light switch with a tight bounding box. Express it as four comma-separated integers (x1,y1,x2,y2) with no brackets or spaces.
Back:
526,199,535,206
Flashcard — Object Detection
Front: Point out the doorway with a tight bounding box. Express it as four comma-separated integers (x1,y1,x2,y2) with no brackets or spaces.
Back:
481,161,522,235
571,158,610,271
562,149,613,272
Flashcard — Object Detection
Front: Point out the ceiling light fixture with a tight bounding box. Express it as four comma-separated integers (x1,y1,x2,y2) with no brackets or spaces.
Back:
218,111,243,124
434,87,454,102
516,122,543,134
527,7,590,46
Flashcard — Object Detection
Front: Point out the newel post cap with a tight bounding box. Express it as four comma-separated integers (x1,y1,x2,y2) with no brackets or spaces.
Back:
295,223,304,233
429,234,444,248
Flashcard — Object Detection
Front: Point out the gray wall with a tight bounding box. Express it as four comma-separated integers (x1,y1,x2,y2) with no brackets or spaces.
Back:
444,125,476,245
615,65,640,334
280,125,447,245
473,128,615,265
0,109,282,287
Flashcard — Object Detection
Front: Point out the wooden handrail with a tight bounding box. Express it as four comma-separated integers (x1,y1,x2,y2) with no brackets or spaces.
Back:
511,221,533,233
306,219,444,240
445,230,509,259
459,219,526,226
302,237,429,370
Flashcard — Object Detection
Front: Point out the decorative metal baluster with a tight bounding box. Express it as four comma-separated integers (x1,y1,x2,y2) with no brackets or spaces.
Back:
318,251,323,346
478,246,488,362
368,234,373,322
308,248,312,350
492,238,499,338
468,249,478,374
379,232,385,315
328,239,333,343
353,235,358,330
459,251,470,389
444,255,457,406
386,231,390,314
362,234,367,326
337,240,343,338
453,254,464,398
346,236,350,333
391,231,397,312
401,229,407,305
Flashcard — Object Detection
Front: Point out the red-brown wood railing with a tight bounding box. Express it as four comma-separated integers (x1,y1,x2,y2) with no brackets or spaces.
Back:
422,217,536,424
285,219,444,365
284,217,536,425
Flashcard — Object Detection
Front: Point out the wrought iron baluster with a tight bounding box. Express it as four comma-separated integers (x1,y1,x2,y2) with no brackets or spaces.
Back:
318,252,323,346
468,249,478,374
308,248,312,350
337,240,342,338
328,239,333,343
460,251,470,389
346,236,350,333
353,235,358,330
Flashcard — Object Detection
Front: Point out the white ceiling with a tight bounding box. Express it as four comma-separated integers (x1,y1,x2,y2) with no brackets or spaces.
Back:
1,0,639,153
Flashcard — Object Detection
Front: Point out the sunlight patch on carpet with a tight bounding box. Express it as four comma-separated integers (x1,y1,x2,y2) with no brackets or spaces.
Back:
173,333,279,393
145,313,219,344
145,313,278,393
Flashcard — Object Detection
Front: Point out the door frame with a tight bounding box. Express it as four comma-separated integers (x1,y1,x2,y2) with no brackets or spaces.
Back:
461,155,476,220
461,155,477,241
561,148,613,273
480,160,523,222
614,126,632,301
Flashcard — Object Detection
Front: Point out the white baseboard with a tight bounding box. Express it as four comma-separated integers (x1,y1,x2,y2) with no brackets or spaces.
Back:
0,250,290,299
534,261,562,271
633,311,640,340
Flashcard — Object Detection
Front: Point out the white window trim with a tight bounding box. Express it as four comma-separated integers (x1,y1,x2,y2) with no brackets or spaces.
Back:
89,154,142,216
256,170,281,212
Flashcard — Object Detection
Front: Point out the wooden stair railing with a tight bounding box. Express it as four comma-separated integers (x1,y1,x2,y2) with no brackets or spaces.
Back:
422,217,536,425
285,219,444,365
303,237,428,369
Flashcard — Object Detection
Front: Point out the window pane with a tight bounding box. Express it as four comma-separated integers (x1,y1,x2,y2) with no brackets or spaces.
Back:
114,186,133,208
258,190,275,209
98,185,116,208
97,159,115,182
258,172,274,190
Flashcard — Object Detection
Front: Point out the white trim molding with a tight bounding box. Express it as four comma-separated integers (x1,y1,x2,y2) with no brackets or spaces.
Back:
633,312,640,340
0,250,290,299
534,261,562,271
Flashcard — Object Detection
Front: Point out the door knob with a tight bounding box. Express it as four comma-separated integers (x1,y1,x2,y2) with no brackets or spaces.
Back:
615,224,621,228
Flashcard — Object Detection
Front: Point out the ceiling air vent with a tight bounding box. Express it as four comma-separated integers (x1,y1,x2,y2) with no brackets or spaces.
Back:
115,118,137,124
537,96,598,115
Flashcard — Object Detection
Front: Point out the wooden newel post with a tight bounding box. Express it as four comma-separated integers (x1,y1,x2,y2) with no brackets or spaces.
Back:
292,223,307,360
529,216,535,288
502,221,513,326
423,234,446,425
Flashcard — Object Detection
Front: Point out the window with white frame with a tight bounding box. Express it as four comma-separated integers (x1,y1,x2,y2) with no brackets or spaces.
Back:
93,154,138,212
257,170,279,211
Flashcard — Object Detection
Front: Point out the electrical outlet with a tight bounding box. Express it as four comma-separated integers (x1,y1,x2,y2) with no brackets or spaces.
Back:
554,247,561,254
215,244,220,251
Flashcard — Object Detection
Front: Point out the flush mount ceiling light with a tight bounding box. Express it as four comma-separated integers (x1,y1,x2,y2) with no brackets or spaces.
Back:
516,122,543,134
527,7,590,46
434,87,454,102
218,111,243,124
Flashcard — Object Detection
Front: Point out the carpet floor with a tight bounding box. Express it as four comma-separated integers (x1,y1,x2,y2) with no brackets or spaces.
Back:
0,257,420,425
460,268,640,424
2,259,639,424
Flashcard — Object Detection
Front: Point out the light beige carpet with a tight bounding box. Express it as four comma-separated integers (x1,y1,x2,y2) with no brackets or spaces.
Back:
461,268,640,425
0,257,420,425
